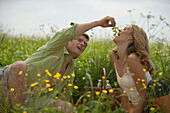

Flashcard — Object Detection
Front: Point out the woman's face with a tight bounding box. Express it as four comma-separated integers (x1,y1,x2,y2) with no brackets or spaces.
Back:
113,25,133,44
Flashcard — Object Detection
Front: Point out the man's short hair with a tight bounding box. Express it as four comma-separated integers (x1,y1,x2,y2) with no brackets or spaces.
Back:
147,78,170,98
82,33,89,41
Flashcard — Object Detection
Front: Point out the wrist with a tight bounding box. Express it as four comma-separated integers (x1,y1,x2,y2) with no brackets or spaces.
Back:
92,20,100,27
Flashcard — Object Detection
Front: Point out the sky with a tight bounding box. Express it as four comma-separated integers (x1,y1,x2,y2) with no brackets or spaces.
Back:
0,0,170,40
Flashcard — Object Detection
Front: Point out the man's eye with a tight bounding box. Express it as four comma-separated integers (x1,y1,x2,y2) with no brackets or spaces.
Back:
78,39,82,42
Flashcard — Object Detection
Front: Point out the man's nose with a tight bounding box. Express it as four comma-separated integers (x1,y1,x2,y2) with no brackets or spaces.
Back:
80,42,85,46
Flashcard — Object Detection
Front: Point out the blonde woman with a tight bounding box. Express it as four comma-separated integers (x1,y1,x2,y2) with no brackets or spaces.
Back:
110,25,154,113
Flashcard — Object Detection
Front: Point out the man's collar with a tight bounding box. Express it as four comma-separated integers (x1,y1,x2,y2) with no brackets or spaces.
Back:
64,46,69,55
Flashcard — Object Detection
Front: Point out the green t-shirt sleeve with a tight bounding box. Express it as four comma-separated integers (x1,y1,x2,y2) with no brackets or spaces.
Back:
45,23,80,50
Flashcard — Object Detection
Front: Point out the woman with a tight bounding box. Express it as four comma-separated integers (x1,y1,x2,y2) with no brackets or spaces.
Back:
110,25,154,113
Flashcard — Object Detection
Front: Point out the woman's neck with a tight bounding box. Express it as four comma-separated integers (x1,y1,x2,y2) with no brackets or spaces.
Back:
117,44,128,62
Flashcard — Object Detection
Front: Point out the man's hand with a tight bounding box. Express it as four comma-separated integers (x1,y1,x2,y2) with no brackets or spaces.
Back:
97,16,116,27
75,16,116,36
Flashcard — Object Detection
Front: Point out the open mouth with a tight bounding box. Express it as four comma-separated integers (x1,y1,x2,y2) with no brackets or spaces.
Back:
77,46,83,52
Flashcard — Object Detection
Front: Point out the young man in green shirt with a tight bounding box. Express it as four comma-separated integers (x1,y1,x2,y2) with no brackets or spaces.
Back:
0,16,116,111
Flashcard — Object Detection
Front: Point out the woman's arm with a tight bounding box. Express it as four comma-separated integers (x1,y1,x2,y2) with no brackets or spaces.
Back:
120,88,131,111
109,50,116,69
127,54,149,113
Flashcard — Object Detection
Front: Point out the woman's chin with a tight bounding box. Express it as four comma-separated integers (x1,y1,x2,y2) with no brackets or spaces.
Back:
113,37,117,43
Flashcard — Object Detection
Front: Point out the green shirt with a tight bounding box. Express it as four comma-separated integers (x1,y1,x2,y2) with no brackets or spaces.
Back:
25,23,79,100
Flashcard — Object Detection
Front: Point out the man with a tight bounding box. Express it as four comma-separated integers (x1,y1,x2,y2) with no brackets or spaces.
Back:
0,16,116,112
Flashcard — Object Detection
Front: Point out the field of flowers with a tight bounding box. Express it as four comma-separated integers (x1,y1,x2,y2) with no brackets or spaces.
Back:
0,32,169,112
0,11,170,113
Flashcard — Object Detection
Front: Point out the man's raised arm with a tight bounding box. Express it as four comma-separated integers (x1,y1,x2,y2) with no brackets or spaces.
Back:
75,16,116,36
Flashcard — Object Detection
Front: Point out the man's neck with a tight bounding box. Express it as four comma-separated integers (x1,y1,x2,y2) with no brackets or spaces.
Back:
59,56,73,77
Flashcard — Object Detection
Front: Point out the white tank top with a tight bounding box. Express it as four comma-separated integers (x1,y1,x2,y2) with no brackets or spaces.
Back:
114,63,152,105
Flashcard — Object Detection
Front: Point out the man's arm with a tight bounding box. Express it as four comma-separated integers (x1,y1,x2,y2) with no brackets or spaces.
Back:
75,16,116,36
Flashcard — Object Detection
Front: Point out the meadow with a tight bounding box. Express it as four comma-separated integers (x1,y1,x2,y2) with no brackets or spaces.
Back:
0,11,170,113
0,33,169,112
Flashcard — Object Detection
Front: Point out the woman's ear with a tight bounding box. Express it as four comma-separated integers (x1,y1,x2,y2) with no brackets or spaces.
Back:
128,36,133,40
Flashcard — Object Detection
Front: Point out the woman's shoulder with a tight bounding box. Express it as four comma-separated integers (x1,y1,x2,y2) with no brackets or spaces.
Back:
127,53,139,61
110,50,117,61
127,53,141,66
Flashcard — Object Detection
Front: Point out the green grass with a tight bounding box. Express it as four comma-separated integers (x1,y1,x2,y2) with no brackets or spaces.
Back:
0,34,169,112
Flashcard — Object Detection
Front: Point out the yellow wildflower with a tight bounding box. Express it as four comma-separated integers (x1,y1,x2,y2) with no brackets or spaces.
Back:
159,89,161,91
45,69,49,72
153,84,156,86
142,83,146,86
153,79,157,82
143,68,146,72
67,75,71,78
55,96,58,99
54,73,61,79
25,73,28,76
96,91,100,95
46,84,51,87
63,76,67,79
63,88,66,90
23,111,27,113
74,85,78,89
137,78,141,81
30,82,38,87
102,90,107,94
158,73,162,76
154,51,157,53
37,74,41,77
87,94,91,97
68,83,72,87
158,84,162,86
141,79,145,82
60,78,64,82
109,89,114,93
10,88,15,92
130,88,133,91
136,82,138,84
71,73,75,77
48,88,53,92
123,80,126,82
47,72,52,76
102,76,105,79
123,90,126,94
143,85,147,89
45,80,49,83
114,83,118,86
19,70,23,75
119,77,122,80
150,107,155,111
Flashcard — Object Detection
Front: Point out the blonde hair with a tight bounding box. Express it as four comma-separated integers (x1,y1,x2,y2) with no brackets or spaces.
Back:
113,25,154,75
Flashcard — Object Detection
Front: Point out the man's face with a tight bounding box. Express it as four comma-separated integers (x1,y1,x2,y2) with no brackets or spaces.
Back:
66,35,88,58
